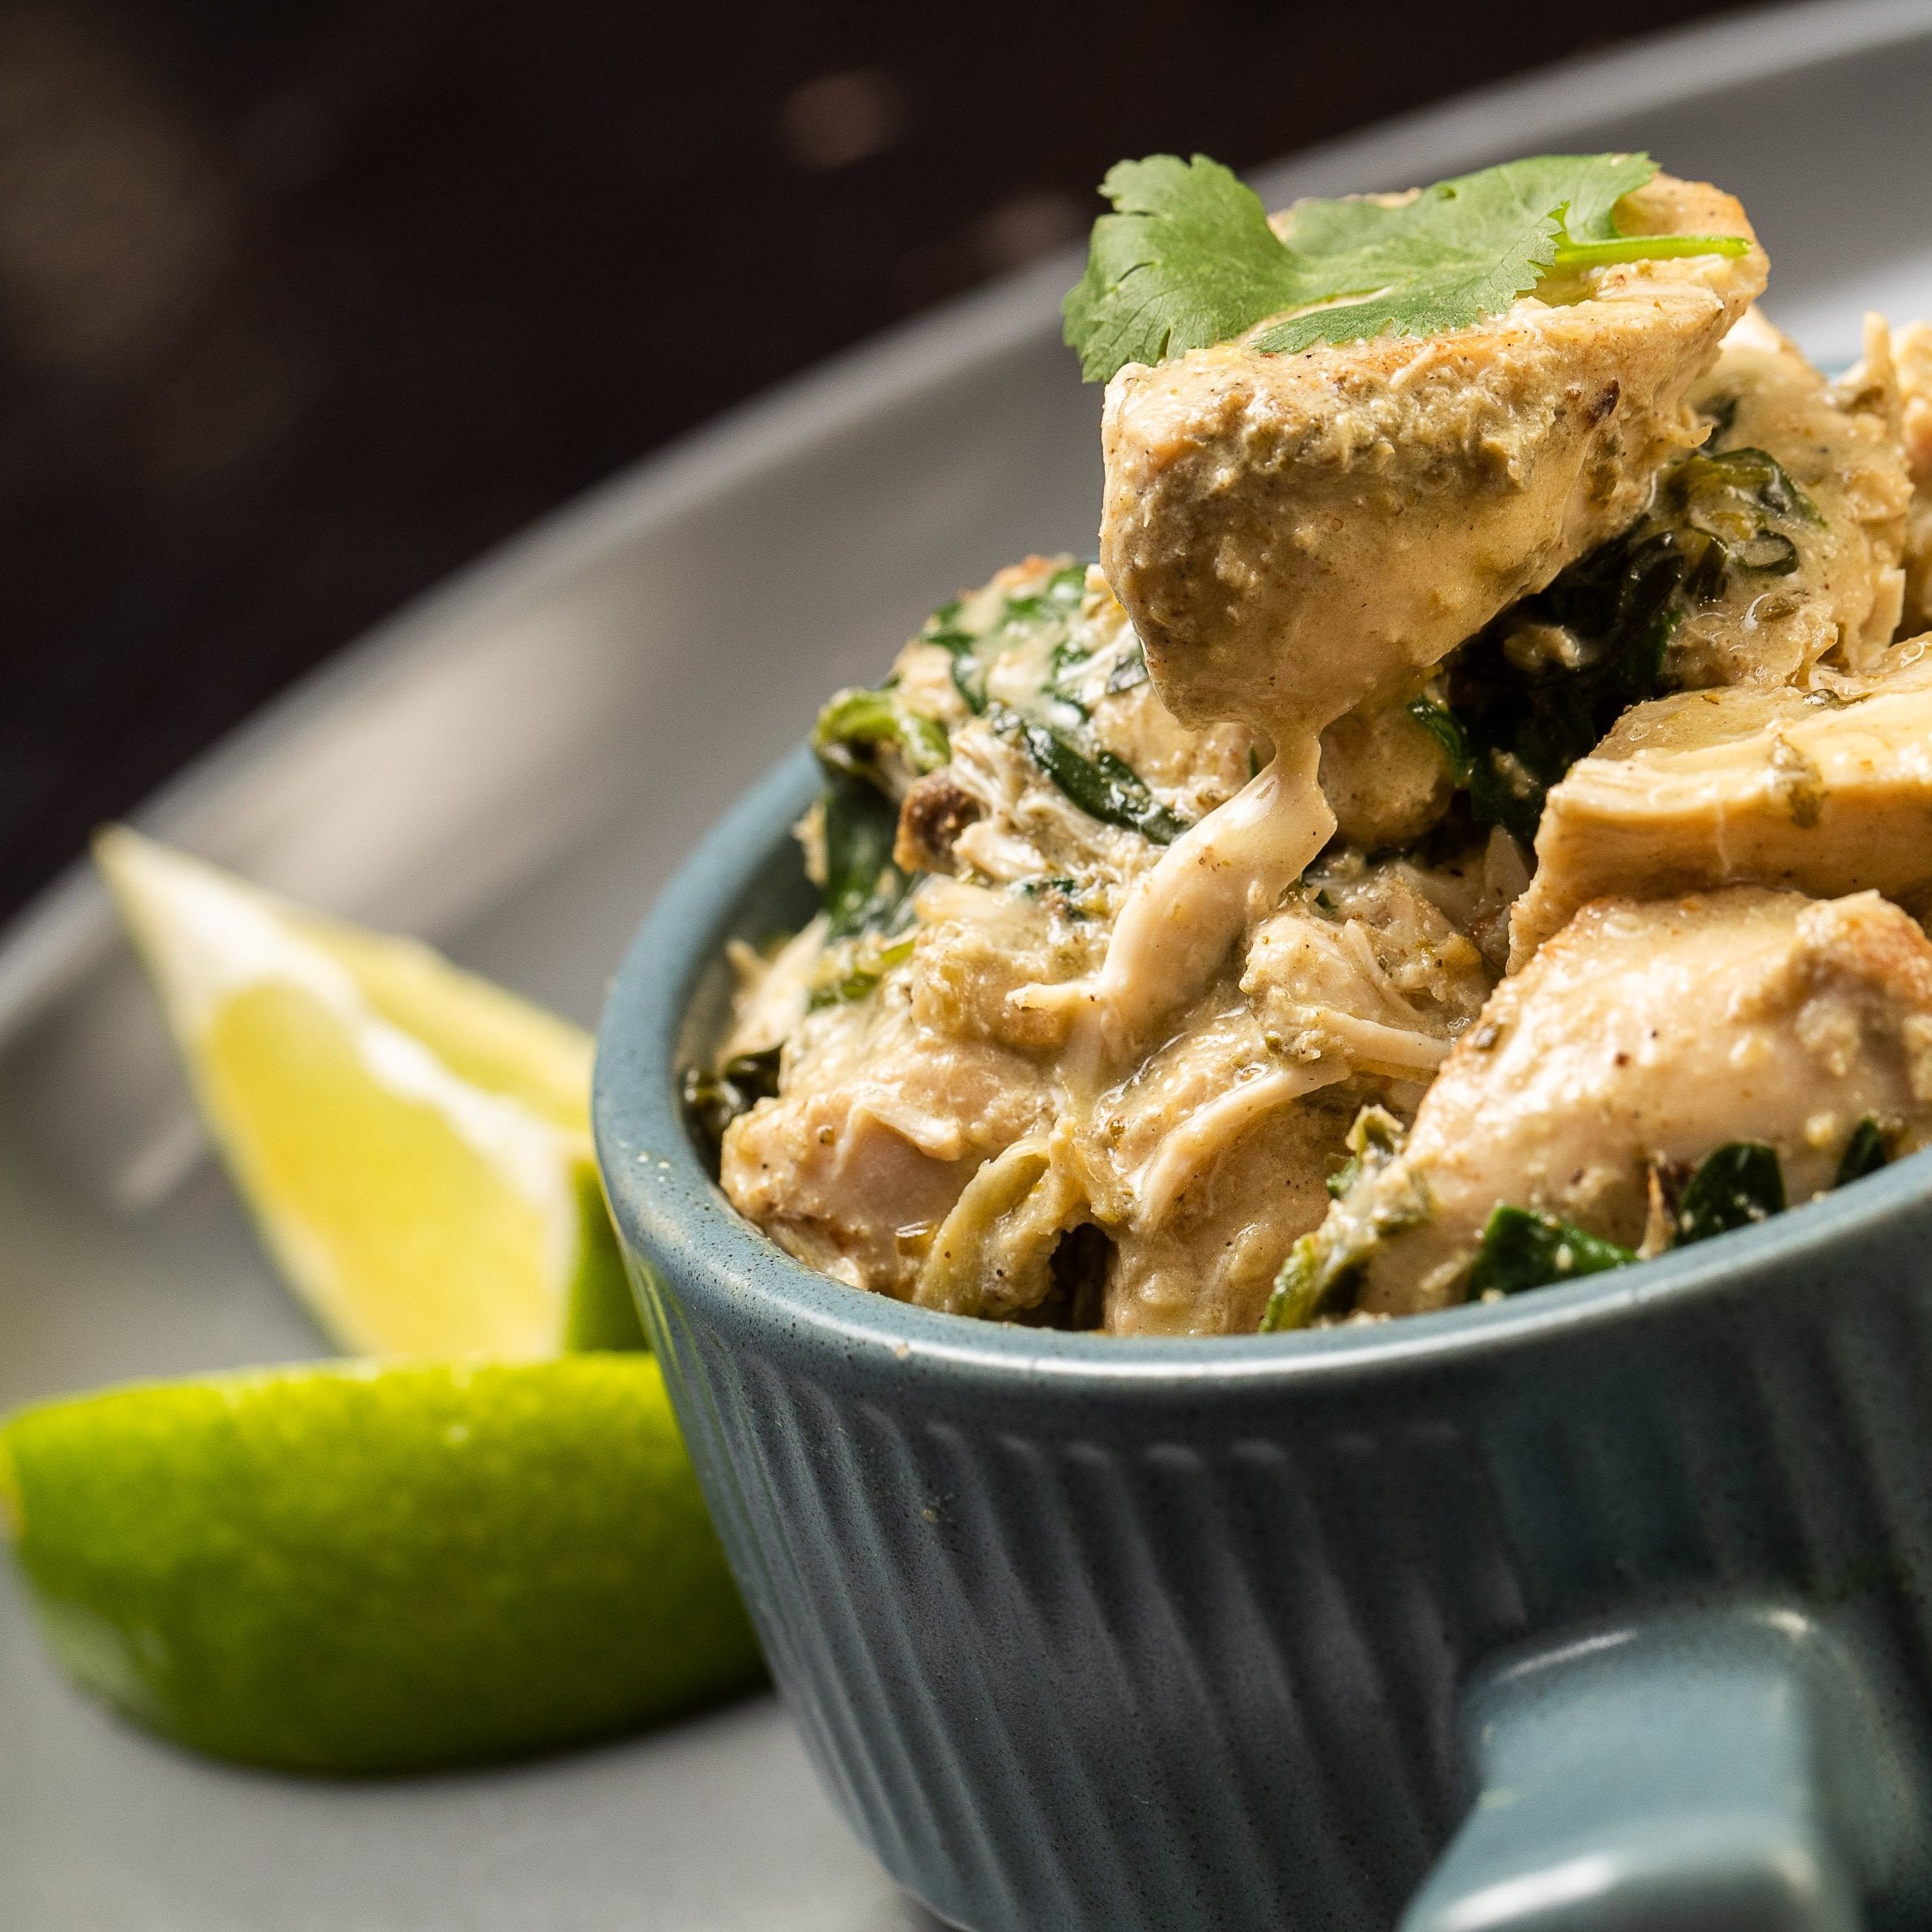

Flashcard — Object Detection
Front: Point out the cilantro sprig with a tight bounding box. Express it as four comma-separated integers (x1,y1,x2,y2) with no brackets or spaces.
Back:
1063,151,1749,383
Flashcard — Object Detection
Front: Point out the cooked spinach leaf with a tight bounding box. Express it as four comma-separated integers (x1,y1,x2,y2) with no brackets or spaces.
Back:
1421,440,1819,844
991,706,1189,845
1438,518,1698,842
1673,446,1820,532
1674,1139,1785,1245
921,562,1087,718
812,687,949,779
681,1045,783,1173
807,933,917,1009
1835,1118,1892,1188
1467,1205,1635,1296
1459,1121,1891,1309
821,771,915,939
1260,1107,1419,1331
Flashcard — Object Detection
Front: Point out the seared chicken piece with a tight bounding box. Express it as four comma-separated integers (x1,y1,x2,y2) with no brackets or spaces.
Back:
1666,310,1910,689
1071,174,1764,1048
903,847,1501,1332
1510,645,1932,961
1304,888,1932,1318
1101,173,1766,740
1069,850,1498,1333
1894,320,1932,631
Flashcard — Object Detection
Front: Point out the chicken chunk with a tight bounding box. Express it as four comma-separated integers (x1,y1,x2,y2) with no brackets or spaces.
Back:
1510,645,1932,960
720,967,1053,1299
1101,173,1766,740
1066,176,1763,1052
1294,888,1932,1319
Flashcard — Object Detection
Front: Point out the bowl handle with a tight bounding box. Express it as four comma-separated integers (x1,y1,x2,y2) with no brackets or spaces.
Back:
1401,1605,1903,1932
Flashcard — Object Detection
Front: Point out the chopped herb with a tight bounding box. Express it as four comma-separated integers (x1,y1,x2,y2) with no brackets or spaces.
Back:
1324,1154,1361,1201
991,706,1190,845
1674,1139,1785,1245
681,1046,783,1173
821,772,916,939
1835,1118,1892,1188
812,687,950,780
1062,150,1747,383
1468,1205,1635,1296
1407,696,1474,785
1260,1107,1421,1331
920,564,1087,717
1106,642,1150,693
807,933,917,1009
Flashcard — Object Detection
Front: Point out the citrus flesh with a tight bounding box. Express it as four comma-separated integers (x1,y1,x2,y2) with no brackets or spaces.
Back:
0,1356,763,1773
94,828,640,1356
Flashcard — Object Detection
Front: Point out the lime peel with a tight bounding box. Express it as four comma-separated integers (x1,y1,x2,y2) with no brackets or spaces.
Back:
1,1356,762,1773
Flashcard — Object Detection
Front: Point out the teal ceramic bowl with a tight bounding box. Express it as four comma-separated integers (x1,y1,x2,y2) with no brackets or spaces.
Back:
595,745,1932,1932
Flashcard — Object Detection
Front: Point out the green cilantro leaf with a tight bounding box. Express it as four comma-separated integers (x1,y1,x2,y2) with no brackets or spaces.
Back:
1062,156,1310,383
1252,153,1660,354
1063,150,1749,383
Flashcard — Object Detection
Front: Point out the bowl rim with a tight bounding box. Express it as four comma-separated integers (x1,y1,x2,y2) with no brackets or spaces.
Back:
592,740,1932,1390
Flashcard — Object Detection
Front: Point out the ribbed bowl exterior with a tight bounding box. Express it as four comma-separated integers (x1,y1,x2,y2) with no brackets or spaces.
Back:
595,749,1932,1932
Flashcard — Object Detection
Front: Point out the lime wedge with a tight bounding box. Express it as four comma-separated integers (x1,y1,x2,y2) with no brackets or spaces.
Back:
0,1356,763,1772
94,828,641,1358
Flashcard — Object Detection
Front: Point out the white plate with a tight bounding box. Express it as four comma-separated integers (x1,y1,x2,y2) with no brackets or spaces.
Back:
4,3,1931,1924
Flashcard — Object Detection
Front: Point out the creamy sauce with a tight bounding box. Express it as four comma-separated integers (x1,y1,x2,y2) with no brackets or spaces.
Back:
1014,735,1332,1065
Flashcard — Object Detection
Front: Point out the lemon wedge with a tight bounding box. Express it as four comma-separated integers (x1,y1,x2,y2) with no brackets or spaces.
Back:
94,827,641,1358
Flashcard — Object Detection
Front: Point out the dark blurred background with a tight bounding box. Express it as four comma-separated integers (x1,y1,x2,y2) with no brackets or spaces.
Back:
0,0,1750,920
